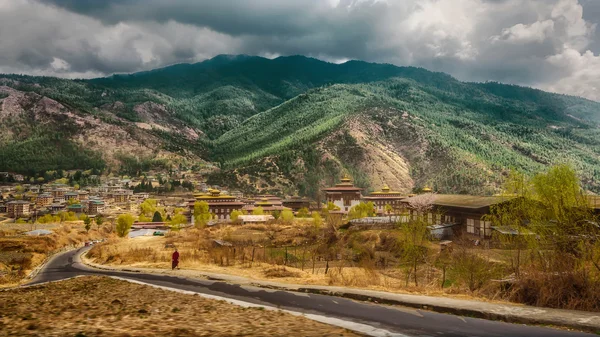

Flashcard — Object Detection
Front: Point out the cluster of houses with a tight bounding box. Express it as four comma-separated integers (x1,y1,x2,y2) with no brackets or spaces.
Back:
189,174,600,240
187,188,311,224
3,172,599,242
0,180,151,220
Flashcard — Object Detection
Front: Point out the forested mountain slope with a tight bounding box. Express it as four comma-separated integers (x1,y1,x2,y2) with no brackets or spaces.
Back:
0,55,598,196
208,77,600,197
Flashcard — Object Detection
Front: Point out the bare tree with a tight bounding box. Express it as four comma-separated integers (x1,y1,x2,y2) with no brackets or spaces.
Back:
402,193,435,286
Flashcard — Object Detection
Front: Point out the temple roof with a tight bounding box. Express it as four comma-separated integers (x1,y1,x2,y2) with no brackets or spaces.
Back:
368,184,403,196
323,174,362,192
194,189,237,200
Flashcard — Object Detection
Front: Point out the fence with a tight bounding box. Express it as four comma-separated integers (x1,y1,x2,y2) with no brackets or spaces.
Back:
204,243,395,274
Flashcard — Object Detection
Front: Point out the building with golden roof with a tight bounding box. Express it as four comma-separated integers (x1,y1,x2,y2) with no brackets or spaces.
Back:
242,197,288,214
188,189,245,221
362,184,406,215
323,174,362,213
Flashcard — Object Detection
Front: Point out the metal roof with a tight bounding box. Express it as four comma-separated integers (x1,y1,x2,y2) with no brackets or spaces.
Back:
403,194,516,209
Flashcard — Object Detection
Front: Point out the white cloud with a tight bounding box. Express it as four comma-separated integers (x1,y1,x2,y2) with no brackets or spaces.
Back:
542,48,600,99
495,20,555,43
0,0,241,77
0,0,599,100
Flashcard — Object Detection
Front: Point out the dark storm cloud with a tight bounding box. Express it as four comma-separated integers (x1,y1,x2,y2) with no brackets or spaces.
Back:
1,0,600,100
42,0,338,36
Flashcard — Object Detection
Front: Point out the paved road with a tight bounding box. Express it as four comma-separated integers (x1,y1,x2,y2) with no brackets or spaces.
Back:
29,248,594,337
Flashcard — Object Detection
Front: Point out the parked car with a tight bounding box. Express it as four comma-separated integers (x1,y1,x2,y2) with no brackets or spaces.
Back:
153,231,165,236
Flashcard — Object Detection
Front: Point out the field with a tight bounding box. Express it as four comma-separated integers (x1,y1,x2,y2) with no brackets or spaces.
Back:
86,225,507,302
0,276,359,336
0,222,107,287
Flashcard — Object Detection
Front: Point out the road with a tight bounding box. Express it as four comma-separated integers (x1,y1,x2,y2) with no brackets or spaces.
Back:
29,247,594,337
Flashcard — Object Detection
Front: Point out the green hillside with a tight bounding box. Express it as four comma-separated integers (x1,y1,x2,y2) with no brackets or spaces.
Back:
209,77,600,196
1,55,599,195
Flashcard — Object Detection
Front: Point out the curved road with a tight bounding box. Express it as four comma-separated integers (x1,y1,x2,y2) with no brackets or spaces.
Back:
29,248,594,337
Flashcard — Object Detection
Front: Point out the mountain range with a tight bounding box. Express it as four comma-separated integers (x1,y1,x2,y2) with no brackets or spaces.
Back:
1,55,599,198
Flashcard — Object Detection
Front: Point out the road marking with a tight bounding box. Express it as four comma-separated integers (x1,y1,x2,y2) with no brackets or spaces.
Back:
110,276,410,337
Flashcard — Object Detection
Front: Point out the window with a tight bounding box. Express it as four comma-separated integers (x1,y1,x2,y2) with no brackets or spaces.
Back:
481,220,491,237
467,219,475,233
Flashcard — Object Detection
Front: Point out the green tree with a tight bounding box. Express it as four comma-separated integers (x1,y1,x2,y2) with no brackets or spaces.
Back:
281,209,295,224
323,202,340,213
138,214,151,222
152,211,163,222
484,171,538,279
139,199,157,216
252,206,265,215
83,216,92,233
348,202,375,220
312,211,323,228
66,198,80,206
116,214,134,238
169,213,188,231
230,210,244,222
297,207,310,218
194,201,212,227
95,214,104,230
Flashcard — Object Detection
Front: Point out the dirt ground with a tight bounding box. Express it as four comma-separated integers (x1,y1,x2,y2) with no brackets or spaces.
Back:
0,276,360,337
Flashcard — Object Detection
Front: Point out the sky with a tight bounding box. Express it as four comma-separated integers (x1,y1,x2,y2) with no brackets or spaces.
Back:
1,0,600,101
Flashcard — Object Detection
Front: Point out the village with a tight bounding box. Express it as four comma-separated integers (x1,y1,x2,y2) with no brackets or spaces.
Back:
2,166,600,334
2,170,600,243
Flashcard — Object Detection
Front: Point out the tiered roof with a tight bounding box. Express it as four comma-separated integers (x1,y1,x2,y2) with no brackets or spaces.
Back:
242,197,288,212
363,184,406,200
190,189,245,206
323,174,362,192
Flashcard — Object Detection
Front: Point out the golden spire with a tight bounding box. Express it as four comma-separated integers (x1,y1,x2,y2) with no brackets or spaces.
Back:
382,184,390,192
341,174,351,183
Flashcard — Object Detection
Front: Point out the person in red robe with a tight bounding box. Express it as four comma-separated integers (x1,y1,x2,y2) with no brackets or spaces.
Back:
172,249,179,270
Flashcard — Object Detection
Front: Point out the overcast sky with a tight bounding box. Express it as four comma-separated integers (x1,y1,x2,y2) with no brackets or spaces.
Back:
1,0,599,101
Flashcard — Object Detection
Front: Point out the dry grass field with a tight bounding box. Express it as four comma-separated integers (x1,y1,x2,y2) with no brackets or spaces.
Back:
86,226,507,302
0,223,108,287
0,276,360,337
